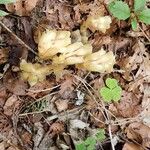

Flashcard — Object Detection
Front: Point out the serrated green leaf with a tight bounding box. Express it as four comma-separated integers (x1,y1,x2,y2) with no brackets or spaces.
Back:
100,87,112,102
108,1,131,20
112,86,122,101
138,9,150,24
75,142,86,150
96,129,106,141
106,78,118,89
0,0,16,4
131,18,138,30
134,0,146,12
0,10,9,16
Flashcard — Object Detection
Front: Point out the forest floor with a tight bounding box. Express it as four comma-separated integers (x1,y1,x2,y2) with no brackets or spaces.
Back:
0,0,150,150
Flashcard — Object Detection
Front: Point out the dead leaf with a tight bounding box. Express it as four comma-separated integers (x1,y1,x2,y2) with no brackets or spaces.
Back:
55,99,68,112
123,143,143,150
109,91,142,118
3,95,20,116
0,48,8,65
6,0,39,16
59,75,75,99
126,122,150,149
0,85,7,108
3,71,28,95
26,80,54,99
50,121,65,135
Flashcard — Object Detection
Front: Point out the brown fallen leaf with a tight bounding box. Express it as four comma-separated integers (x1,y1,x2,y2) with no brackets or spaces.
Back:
55,99,69,112
123,143,143,150
109,91,142,118
3,71,28,95
0,48,8,65
126,122,150,149
59,75,75,99
3,95,20,116
0,85,7,108
26,80,54,99
50,121,65,136
6,0,39,16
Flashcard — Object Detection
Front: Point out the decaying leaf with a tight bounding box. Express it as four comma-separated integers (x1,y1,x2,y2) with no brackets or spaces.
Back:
5,0,39,16
3,95,20,116
126,122,150,149
122,143,143,150
78,48,115,73
20,60,52,86
38,30,71,60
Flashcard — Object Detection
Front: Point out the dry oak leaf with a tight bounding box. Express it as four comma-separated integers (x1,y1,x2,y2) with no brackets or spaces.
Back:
38,30,71,60
20,60,52,86
6,0,39,16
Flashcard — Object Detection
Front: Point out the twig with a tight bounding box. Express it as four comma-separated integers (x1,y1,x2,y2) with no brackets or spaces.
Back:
0,21,38,55
108,124,115,150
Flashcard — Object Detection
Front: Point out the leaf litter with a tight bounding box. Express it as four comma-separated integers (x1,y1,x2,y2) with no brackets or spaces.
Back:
0,0,150,150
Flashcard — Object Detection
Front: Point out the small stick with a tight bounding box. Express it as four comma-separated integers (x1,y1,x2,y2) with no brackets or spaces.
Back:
0,21,38,55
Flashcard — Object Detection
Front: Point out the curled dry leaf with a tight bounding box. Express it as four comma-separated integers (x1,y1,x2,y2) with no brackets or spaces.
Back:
20,60,52,86
6,0,39,16
38,30,71,60
78,48,115,73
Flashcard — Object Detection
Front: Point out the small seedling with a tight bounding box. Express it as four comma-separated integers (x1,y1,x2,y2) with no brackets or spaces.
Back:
100,78,122,103
108,0,150,30
75,129,106,150
0,0,16,17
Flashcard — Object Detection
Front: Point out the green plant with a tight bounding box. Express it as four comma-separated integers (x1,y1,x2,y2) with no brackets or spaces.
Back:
75,129,106,150
0,0,16,16
108,0,150,30
100,78,122,103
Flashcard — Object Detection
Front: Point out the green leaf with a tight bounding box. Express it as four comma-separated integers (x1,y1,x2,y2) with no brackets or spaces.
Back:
106,78,118,89
0,0,16,4
0,10,9,16
131,18,138,30
112,86,122,101
108,1,131,20
84,137,96,146
100,87,112,102
134,0,146,12
87,144,95,150
138,9,150,24
96,129,106,141
75,142,86,150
